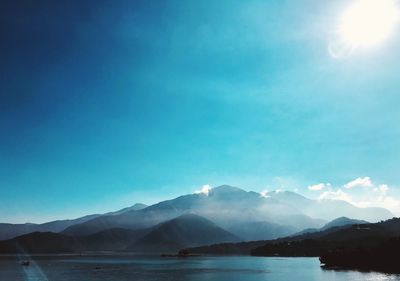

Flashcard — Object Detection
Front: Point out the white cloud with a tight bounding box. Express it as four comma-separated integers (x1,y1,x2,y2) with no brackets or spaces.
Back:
195,184,211,196
357,196,400,214
344,177,373,189
318,189,353,203
260,189,284,198
308,183,331,191
379,184,389,194
315,177,399,215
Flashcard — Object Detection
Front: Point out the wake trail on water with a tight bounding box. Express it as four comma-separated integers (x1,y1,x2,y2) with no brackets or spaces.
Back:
17,254,49,281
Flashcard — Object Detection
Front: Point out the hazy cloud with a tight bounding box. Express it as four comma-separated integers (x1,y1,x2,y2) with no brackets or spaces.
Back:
344,177,373,189
195,184,211,196
314,177,399,215
308,183,331,191
318,189,353,202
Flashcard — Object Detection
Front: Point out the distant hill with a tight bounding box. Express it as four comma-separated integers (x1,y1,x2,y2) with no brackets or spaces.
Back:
321,217,368,231
184,216,372,255
0,214,239,254
266,191,392,222
127,214,240,252
251,217,400,257
0,203,147,240
184,240,268,255
0,232,81,254
227,221,297,241
78,227,151,251
0,214,100,241
0,226,151,254
291,216,369,236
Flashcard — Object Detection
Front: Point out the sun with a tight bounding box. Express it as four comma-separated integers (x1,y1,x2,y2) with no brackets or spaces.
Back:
339,0,400,48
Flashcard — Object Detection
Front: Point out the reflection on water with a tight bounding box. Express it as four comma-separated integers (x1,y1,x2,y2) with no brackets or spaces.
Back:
0,255,399,281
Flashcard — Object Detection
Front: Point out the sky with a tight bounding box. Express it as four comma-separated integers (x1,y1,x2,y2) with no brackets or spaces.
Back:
2,0,400,223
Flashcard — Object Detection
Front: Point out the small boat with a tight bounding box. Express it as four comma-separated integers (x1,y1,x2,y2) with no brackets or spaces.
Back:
21,260,30,266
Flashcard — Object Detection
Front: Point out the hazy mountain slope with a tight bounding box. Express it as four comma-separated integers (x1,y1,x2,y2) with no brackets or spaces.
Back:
78,227,151,251
321,217,368,231
266,191,393,222
127,214,240,252
227,221,297,241
63,185,323,236
0,203,147,240
292,216,369,236
0,214,100,241
62,204,182,236
8,185,391,241
105,203,148,216
304,200,392,222
184,216,372,255
0,226,152,254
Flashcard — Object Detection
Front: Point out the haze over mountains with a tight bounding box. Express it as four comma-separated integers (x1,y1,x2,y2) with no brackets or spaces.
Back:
0,185,394,254
0,203,148,241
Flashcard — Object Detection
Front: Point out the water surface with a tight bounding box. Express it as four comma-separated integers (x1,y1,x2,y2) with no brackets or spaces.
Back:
1,255,399,281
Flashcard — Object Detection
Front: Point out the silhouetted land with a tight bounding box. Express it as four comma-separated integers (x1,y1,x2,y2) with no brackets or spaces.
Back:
251,218,400,257
320,237,400,272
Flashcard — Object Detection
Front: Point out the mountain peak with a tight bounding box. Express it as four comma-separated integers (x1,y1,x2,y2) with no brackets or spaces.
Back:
209,185,246,195
321,216,369,230
107,203,148,216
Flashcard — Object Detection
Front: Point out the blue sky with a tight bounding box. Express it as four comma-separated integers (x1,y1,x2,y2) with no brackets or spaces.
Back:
2,0,400,223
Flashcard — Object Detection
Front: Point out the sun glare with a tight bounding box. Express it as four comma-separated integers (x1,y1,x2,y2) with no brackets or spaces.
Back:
339,0,400,48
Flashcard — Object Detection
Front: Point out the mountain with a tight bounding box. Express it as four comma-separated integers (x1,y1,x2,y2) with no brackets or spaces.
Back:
0,232,81,254
227,221,297,241
305,200,392,222
105,203,148,216
184,216,372,255
127,214,240,252
0,214,100,241
0,227,152,254
251,217,400,257
0,214,239,254
320,217,368,231
266,191,392,222
292,216,369,236
185,240,269,255
1,185,393,244
62,185,323,237
78,227,150,251
0,203,147,240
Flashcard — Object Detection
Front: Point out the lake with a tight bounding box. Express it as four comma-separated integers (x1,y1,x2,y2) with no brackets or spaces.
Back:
1,255,399,281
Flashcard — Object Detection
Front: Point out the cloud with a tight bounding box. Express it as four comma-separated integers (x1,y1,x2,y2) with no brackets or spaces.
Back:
379,184,389,194
260,189,284,198
318,189,353,203
315,177,399,215
344,177,373,189
195,184,211,196
308,183,331,191
357,195,400,214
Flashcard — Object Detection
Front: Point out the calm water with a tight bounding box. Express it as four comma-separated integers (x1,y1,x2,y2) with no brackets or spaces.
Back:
1,255,399,281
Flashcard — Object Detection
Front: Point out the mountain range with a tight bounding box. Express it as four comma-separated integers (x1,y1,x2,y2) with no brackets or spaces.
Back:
0,203,147,241
0,185,395,254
